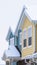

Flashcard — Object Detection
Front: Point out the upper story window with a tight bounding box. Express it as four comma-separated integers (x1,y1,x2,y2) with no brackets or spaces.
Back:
23,29,27,47
19,32,22,45
23,39,27,47
14,36,18,46
10,37,14,46
28,26,32,46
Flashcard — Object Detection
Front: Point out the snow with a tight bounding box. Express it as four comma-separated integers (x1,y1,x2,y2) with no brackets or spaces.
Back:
0,58,5,65
5,45,20,58
26,5,37,20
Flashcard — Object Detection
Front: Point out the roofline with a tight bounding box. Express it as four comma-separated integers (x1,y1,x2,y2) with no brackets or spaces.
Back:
15,7,26,35
6,27,14,41
15,7,37,36
24,10,37,25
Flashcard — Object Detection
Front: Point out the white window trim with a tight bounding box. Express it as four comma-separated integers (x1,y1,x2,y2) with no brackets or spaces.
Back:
23,28,27,39
28,26,32,29
10,37,14,46
28,26,32,47
23,28,27,48
28,26,32,37
28,45,32,48
19,32,22,45
28,37,32,48
23,46,27,49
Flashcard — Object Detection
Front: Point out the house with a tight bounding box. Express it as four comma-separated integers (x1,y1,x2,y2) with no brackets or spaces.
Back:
2,27,20,65
15,7,37,65
2,7,37,65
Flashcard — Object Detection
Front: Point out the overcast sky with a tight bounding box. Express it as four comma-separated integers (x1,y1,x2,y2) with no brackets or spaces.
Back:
0,0,37,64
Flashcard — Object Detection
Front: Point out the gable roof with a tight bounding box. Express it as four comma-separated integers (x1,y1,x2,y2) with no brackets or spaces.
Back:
15,7,26,36
24,10,37,24
15,7,37,36
6,27,14,41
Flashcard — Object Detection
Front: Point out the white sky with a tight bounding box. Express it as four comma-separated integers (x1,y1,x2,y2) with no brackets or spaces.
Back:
0,0,37,64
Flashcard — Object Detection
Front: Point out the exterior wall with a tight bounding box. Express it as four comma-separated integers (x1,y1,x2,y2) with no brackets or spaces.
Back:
21,17,35,57
35,24,37,52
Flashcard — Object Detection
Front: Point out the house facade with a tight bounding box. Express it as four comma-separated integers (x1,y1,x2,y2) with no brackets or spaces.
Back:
2,27,20,65
2,7,37,65
15,7,37,64
22,17,35,57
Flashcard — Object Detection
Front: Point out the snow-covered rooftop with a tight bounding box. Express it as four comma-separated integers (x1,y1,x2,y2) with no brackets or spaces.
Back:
5,45,20,57
26,5,37,20
2,45,20,61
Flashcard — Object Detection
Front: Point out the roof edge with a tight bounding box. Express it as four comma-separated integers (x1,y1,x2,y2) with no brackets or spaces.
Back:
15,7,26,35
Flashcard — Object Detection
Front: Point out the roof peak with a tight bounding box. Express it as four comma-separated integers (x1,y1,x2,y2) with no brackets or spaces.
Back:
6,27,14,41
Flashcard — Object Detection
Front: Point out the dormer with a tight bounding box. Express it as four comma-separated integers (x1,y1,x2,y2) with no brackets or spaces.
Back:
6,27,14,46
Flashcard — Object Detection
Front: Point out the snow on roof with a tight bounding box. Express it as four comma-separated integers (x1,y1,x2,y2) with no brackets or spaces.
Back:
32,52,37,58
6,27,14,41
26,5,37,20
3,45,20,60
15,6,37,36
6,45,20,57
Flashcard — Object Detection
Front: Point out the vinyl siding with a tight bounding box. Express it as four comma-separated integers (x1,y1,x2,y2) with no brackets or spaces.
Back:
21,17,35,57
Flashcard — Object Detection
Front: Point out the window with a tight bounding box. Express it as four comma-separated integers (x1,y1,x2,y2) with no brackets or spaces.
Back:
23,29,27,47
28,37,32,46
28,27,32,46
23,39,27,47
19,32,22,45
14,36,18,46
10,37,14,46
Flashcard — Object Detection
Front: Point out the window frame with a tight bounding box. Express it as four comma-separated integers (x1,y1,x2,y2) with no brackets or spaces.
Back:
19,32,22,45
23,39,27,47
28,37,32,46
10,37,14,46
28,26,32,47
23,28,27,48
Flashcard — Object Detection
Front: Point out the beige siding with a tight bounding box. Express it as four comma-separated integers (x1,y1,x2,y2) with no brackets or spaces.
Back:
21,17,35,57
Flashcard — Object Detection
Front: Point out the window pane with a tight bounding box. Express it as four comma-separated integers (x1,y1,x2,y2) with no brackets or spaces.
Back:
19,32,22,45
23,39,26,47
23,29,27,47
28,37,32,46
24,30,26,39
14,36,18,46
10,37,14,46
28,27,32,37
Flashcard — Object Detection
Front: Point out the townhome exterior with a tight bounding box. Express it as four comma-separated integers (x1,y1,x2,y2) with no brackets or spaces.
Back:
2,27,20,65
2,7,37,65
15,7,37,65
22,16,35,57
